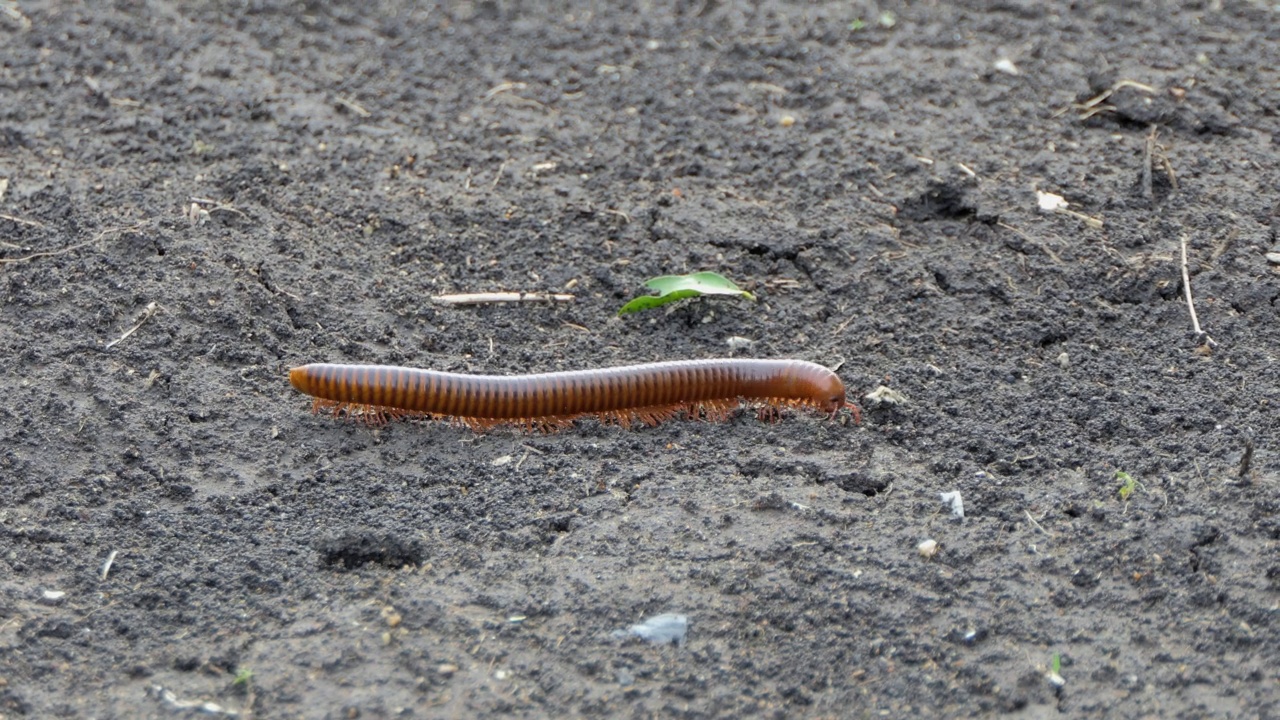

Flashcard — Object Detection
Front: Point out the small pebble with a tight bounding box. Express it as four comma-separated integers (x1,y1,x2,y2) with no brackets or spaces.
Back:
994,57,1020,75
918,539,940,559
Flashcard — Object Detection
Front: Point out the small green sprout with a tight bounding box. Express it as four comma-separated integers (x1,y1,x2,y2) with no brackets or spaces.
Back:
617,271,755,316
1116,471,1142,502
848,18,866,31
232,668,254,687
1047,652,1065,688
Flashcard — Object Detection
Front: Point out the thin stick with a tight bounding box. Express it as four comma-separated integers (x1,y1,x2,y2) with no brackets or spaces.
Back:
1,236,98,263
1018,507,1049,535
100,550,119,581
1179,235,1216,347
1,2,32,31
334,95,371,117
431,292,574,306
1237,437,1254,481
105,302,159,349
1142,129,1155,201
0,212,44,229
0,222,145,264
998,221,1064,263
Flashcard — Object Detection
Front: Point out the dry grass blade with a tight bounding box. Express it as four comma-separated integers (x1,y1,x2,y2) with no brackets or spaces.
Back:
432,292,575,305
1,222,148,265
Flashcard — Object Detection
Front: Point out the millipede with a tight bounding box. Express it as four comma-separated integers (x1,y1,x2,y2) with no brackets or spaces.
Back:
288,358,860,431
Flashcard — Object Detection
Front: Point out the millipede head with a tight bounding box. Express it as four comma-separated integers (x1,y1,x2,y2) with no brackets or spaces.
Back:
836,398,862,425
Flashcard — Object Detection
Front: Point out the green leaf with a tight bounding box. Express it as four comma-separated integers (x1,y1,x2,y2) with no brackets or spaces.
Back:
617,271,755,316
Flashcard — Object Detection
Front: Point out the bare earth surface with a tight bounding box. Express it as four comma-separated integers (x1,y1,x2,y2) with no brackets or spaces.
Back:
2,1,1279,718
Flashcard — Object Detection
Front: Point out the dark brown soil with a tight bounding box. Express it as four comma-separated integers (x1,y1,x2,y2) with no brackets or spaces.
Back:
2,1,1278,718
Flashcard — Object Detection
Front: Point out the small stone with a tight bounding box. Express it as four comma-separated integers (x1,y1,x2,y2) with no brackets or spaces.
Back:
994,57,1020,75
1266,252,1280,265
918,539,940,559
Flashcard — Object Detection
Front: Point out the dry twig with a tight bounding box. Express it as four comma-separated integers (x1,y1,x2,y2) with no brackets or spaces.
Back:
100,550,119,581
1142,126,1178,200
1024,509,1054,537
1,1,31,30
0,222,147,265
105,302,160,350
431,292,574,306
1179,235,1216,347
0,213,45,230
334,96,371,117
1064,79,1159,120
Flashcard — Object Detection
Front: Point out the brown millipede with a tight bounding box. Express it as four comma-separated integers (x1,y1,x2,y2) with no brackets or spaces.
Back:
288,359,860,431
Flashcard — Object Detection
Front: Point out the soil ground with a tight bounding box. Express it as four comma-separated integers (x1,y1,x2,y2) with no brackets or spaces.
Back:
2,1,1278,718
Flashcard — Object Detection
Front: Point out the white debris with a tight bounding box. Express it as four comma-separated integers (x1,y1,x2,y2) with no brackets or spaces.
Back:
1036,189,1104,228
863,385,908,407
612,613,689,646
1037,190,1070,212
940,491,965,520
994,57,1020,75
917,539,940,559
725,335,755,350
151,686,238,716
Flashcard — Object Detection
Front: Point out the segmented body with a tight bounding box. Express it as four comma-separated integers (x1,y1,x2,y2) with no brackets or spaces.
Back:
288,359,857,430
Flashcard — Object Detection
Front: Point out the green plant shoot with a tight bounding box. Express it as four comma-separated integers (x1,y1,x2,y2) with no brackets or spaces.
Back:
617,271,755,316
1116,471,1140,502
